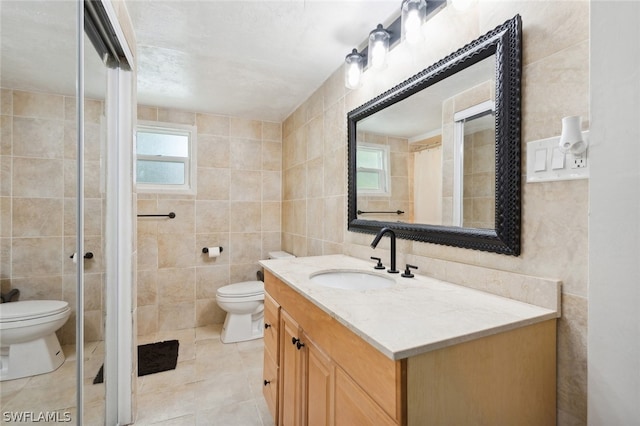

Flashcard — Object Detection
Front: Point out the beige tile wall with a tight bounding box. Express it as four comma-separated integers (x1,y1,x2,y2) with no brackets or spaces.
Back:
462,127,495,229
135,106,282,336
281,2,589,424
0,89,106,344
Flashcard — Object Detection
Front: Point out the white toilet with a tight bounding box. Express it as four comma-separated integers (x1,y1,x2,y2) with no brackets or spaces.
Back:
216,251,294,343
0,300,71,381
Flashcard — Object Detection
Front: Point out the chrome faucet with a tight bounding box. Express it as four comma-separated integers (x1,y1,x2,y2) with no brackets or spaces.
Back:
370,227,399,274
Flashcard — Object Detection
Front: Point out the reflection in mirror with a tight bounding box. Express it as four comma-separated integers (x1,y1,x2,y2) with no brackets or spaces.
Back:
356,143,391,196
456,106,495,229
347,15,522,255
355,56,496,227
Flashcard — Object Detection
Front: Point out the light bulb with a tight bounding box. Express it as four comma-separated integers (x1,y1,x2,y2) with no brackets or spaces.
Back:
371,42,387,68
347,63,362,88
404,11,422,44
344,49,364,89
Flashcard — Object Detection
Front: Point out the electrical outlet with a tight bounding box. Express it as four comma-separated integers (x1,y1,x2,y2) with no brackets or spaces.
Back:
571,155,587,169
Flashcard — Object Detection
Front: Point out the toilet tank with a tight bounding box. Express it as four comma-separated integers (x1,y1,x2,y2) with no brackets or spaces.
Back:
268,251,294,259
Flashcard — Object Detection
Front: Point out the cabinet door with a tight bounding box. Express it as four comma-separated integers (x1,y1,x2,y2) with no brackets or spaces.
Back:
305,332,334,426
263,350,279,424
280,310,304,426
263,293,280,423
334,367,397,426
264,293,280,362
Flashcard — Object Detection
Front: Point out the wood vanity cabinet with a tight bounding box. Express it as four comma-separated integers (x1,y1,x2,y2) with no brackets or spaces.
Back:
262,271,557,426
264,290,336,426
262,292,280,422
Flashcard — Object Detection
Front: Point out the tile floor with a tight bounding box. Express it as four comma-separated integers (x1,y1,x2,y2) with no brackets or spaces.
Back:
0,324,273,426
135,324,273,425
0,340,106,425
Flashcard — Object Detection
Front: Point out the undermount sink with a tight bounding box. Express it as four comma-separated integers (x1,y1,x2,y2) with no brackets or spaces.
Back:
309,270,395,290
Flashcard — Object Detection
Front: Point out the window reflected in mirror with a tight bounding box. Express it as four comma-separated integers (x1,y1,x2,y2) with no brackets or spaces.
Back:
356,143,391,196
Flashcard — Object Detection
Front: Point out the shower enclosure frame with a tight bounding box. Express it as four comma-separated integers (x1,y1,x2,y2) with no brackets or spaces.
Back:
77,0,135,424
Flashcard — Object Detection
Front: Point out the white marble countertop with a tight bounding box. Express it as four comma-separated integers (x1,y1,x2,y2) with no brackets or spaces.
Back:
260,254,559,361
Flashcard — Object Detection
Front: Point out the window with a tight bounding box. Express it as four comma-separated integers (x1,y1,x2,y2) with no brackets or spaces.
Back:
356,143,390,195
136,121,197,193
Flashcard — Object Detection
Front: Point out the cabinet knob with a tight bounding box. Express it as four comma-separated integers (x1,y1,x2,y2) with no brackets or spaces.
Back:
292,337,305,349
264,323,271,329
264,379,271,386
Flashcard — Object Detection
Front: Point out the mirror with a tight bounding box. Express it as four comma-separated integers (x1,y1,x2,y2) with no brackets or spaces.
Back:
355,56,496,227
348,15,522,255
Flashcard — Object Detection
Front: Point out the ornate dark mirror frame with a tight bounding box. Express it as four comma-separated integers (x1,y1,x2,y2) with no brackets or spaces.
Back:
347,15,522,255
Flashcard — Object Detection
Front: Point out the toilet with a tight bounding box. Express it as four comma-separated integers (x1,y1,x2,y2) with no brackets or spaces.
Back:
0,300,71,381
216,251,294,343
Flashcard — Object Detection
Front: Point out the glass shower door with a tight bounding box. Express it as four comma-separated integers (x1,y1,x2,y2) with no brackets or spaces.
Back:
0,1,108,423
0,1,133,424
80,28,108,425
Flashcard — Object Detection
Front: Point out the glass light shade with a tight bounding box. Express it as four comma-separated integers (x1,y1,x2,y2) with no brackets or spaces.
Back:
368,24,390,70
559,115,587,154
344,49,364,89
401,0,427,45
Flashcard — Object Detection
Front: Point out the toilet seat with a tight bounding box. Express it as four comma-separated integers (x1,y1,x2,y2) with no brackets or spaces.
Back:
0,300,70,323
217,281,264,298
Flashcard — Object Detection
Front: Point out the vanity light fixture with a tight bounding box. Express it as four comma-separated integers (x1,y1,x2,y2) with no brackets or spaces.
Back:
368,24,391,70
344,49,365,89
559,115,588,155
401,0,427,45
342,0,446,89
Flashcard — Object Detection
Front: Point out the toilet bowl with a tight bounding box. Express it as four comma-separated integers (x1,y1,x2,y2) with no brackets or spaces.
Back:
216,251,294,343
216,281,265,343
0,300,71,381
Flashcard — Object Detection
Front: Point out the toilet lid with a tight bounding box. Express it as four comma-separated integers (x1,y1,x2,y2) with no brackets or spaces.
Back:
0,300,69,322
217,281,264,298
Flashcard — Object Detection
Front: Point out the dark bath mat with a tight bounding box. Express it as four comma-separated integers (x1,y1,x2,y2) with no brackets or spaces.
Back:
93,339,179,384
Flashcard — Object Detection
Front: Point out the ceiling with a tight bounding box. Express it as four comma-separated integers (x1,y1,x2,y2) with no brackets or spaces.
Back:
2,1,82,96
1,1,402,123
126,1,400,122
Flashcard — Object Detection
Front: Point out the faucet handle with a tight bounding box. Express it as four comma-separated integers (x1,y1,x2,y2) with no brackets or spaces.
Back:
370,257,386,270
401,264,418,278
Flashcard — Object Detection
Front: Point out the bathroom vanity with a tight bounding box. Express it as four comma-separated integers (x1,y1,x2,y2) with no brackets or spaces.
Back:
260,255,559,426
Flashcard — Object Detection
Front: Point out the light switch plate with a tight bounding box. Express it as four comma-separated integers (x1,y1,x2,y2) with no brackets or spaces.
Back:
534,148,547,171
526,132,589,183
551,147,565,170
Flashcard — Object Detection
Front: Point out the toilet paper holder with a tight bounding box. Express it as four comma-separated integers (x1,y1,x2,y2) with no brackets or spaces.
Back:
202,247,223,254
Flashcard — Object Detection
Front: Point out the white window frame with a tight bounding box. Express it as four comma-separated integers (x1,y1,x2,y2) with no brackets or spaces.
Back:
135,120,197,194
356,142,391,196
